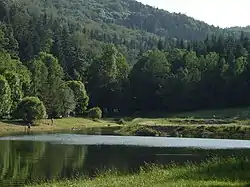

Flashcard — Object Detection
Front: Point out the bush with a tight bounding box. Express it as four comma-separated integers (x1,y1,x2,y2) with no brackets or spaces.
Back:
88,107,102,119
117,123,160,136
133,126,160,136
14,97,46,124
116,118,126,125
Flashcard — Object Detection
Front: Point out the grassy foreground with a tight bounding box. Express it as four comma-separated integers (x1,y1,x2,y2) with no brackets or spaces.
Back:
27,157,250,187
0,117,120,136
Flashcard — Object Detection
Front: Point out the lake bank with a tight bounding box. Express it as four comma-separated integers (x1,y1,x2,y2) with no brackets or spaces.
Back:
117,123,250,139
2,117,250,139
116,108,250,139
2,107,250,137
27,156,250,187
0,117,121,136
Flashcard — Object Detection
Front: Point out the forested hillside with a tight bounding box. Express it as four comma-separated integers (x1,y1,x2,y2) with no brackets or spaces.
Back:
229,26,250,33
0,0,250,120
9,0,224,40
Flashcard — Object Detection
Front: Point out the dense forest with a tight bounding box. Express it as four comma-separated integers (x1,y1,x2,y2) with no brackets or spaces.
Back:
0,0,250,120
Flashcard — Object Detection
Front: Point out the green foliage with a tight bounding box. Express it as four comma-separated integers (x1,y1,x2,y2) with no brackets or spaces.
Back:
88,44,120,85
87,44,129,113
26,58,48,97
130,50,170,111
132,126,160,137
1,0,250,119
57,83,76,117
88,107,102,119
117,123,160,136
67,81,89,115
28,157,250,187
32,52,65,117
0,29,4,49
9,0,239,44
0,51,31,95
0,75,12,118
3,71,24,113
117,118,126,125
14,97,46,123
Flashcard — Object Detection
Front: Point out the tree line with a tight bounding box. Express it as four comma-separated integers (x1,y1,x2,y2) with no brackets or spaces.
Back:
1,1,250,122
88,32,250,115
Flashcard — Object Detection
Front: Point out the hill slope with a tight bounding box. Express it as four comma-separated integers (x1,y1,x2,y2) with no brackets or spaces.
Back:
1,0,250,118
9,0,225,41
229,26,250,33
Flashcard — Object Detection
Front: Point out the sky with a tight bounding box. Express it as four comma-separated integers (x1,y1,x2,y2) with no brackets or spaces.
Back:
137,0,250,28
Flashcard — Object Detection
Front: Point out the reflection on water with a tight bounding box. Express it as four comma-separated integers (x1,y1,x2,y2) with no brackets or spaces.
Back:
0,134,250,186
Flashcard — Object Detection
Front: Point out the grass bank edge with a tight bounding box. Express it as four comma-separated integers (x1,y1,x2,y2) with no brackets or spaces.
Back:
27,156,250,187
0,117,121,136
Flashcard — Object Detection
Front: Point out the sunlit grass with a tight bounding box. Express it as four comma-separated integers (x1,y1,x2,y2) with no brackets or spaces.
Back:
132,107,250,126
172,107,250,120
0,117,120,136
27,157,250,187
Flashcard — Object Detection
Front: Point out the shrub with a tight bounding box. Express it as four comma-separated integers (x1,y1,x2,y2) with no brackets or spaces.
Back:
117,123,160,136
14,97,46,124
116,118,126,125
132,126,160,136
88,107,102,119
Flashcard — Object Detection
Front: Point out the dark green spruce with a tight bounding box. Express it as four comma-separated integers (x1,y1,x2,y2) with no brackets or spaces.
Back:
0,0,250,120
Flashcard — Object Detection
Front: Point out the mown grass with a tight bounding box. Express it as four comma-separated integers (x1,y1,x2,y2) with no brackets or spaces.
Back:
0,117,120,136
172,107,250,120
128,107,250,128
27,157,250,187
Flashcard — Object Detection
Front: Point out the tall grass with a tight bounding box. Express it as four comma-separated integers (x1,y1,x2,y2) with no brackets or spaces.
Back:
28,156,250,187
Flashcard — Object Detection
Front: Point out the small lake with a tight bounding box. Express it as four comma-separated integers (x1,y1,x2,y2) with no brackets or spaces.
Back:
1,134,250,186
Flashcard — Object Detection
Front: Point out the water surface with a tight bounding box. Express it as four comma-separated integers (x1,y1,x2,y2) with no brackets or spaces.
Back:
0,134,250,187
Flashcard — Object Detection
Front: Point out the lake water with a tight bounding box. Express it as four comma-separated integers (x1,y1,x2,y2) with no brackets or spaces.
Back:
0,134,250,186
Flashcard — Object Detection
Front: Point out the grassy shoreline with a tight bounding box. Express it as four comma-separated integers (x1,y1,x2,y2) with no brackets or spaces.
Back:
2,118,250,138
115,107,250,139
0,117,121,136
117,123,250,139
27,157,250,187
2,107,250,137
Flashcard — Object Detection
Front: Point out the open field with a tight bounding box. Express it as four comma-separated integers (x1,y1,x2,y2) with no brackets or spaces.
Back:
27,157,250,187
131,107,250,126
0,118,120,136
